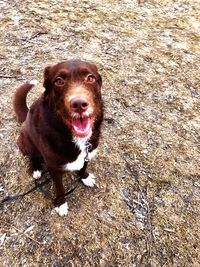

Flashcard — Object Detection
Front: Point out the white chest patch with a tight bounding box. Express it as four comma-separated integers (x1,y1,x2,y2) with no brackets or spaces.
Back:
63,150,86,171
88,148,97,160
63,137,87,171
63,137,97,172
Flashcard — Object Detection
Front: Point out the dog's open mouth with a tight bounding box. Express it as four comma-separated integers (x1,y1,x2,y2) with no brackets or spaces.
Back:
71,117,92,137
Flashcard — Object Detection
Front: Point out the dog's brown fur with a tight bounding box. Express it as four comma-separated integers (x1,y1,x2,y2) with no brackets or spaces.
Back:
13,60,103,215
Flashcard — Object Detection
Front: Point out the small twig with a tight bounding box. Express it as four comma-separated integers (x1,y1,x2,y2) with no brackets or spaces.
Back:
11,225,41,246
4,222,41,246
164,228,175,233
12,225,41,246
165,26,185,30
193,136,200,144
146,200,153,257
124,200,134,210
29,31,48,40
132,199,144,208
0,75,18,79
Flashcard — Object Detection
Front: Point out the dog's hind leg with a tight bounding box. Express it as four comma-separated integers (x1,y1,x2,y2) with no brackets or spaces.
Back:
31,156,43,179
17,132,43,179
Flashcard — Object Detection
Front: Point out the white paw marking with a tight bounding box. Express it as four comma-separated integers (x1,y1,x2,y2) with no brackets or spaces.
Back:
55,202,69,216
30,80,38,86
82,173,96,187
0,186,4,192
33,170,42,179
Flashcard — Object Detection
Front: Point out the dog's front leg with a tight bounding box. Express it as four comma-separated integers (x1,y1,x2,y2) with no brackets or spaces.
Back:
48,168,68,216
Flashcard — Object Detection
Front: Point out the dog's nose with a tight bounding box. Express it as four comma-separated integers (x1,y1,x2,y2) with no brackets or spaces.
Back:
70,97,89,113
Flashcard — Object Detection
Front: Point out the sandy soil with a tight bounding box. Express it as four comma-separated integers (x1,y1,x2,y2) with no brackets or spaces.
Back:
0,0,200,266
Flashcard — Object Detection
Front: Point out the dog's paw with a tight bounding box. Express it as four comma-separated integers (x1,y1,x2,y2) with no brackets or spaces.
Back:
30,80,38,86
55,202,69,216
82,173,96,187
33,170,42,179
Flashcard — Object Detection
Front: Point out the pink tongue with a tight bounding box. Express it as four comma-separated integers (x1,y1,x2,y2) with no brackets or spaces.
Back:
72,117,90,131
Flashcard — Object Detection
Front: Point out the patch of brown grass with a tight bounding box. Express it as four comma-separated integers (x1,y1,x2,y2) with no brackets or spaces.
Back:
0,0,200,266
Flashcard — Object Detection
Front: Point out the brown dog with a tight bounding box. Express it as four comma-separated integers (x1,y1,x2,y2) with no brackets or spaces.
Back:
13,60,103,216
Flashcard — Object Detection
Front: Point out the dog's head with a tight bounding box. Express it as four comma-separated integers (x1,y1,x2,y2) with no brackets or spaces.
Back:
43,60,103,138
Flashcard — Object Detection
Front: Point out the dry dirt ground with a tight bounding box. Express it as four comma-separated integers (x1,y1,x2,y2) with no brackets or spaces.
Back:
0,0,200,266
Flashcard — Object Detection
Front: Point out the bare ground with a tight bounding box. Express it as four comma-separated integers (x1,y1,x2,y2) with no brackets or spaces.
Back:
0,0,200,266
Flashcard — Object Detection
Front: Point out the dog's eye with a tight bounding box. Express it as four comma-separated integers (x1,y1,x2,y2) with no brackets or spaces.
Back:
86,74,95,83
55,78,64,86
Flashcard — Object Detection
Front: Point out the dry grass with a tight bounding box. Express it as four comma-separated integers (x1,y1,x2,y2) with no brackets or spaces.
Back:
0,0,200,266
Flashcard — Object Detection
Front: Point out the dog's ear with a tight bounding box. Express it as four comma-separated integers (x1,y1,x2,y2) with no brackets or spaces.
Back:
98,74,102,87
97,73,102,88
43,66,52,92
90,63,102,88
